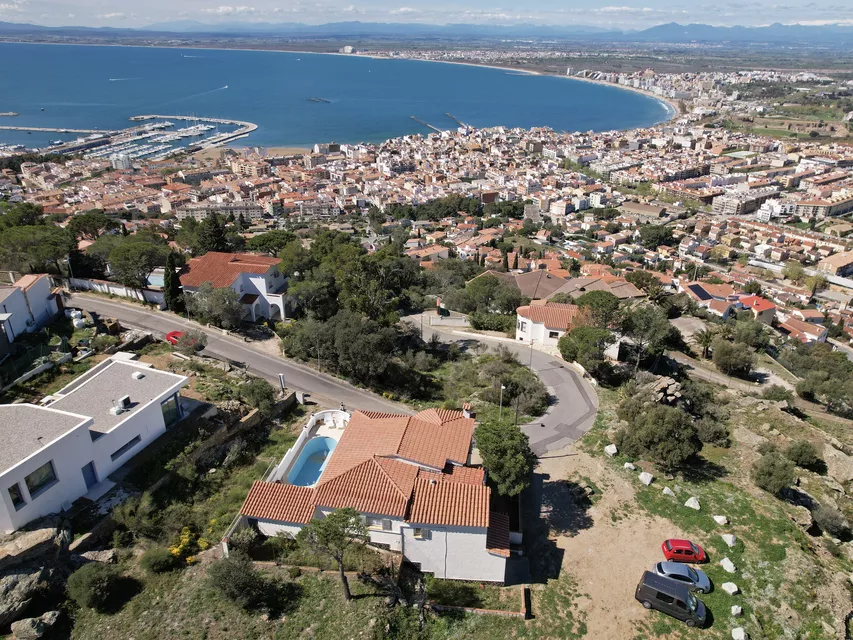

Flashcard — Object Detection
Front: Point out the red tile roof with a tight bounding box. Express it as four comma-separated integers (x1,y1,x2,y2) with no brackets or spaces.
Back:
315,457,418,518
240,481,315,524
408,475,490,528
517,302,583,331
180,252,280,289
740,295,776,312
486,512,511,557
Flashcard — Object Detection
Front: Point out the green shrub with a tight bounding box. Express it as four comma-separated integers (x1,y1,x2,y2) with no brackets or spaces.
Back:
762,385,793,402
111,529,133,549
67,563,123,612
228,526,259,553
287,566,302,579
140,546,180,574
757,441,778,456
469,311,515,334
239,377,276,416
785,439,821,469
91,334,119,353
207,551,269,610
695,417,730,447
752,452,795,495
813,505,851,539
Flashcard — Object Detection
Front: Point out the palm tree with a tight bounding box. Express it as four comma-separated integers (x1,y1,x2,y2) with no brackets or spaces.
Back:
693,328,716,359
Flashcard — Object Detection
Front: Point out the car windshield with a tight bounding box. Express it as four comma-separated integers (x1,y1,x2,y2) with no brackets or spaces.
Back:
690,542,700,554
686,566,699,581
665,540,672,550
686,592,698,612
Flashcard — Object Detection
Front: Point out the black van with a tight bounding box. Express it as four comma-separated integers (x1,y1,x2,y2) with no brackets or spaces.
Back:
635,571,707,627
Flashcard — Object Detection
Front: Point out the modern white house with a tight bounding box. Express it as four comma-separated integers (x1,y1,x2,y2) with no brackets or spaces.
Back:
179,252,289,322
0,273,60,345
516,301,585,347
234,408,511,583
0,354,188,532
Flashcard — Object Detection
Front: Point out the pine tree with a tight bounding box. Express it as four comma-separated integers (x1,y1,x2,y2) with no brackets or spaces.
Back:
512,252,519,270
163,252,185,314
238,212,248,229
196,213,229,254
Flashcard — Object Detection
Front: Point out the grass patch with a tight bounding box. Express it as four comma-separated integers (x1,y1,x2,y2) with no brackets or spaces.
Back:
426,577,518,611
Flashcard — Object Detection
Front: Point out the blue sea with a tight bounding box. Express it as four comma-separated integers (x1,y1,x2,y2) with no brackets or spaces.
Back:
0,43,672,148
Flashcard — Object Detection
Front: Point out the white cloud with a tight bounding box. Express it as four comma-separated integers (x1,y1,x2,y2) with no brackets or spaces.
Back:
0,1,24,11
391,6,419,14
202,5,258,15
96,12,127,19
342,5,362,12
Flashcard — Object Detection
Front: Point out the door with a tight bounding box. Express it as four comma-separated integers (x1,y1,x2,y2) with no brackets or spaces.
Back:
81,462,97,490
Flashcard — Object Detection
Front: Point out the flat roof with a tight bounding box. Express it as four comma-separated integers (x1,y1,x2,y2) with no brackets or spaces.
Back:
0,404,91,475
48,360,186,435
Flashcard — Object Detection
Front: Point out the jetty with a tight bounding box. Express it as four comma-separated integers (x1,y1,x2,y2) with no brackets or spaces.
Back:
0,112,19,117
445,113,468,128
410,116,443,133
0,125,113,134
307,97,331,103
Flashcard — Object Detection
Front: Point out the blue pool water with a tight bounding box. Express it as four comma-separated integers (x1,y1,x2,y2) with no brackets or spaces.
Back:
288,436,337,486
146,274,164,288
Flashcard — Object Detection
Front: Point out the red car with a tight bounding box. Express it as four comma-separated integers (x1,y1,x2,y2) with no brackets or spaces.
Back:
662,539,707,564
165,330,183,345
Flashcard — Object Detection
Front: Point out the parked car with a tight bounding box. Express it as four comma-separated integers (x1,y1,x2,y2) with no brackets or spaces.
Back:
652,561,712,593
661,539,707,563
635,571,707,628
165,330,183,345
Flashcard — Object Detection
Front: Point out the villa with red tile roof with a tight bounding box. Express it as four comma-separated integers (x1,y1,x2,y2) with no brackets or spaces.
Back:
738,295,777,325
232,408,510,582
516,301,587,347
179,252,288,322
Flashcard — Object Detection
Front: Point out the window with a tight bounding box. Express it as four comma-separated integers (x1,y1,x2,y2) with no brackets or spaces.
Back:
161,395,180,426
655,592,674,604
548,331,560,339
110,435,142,462
519,321,527,332
413,527,429,540
8,483,25,510
366,517,392,531
24,461,57,498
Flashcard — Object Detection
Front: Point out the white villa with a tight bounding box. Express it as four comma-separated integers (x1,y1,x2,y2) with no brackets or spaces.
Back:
0,354,188,532
516,301,585,348
179,251,289,322
233,408,511,583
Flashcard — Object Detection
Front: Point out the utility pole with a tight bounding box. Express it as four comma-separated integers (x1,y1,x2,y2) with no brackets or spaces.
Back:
498,384,506,422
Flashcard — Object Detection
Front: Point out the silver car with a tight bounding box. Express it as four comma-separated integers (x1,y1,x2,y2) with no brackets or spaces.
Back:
652,561,712,593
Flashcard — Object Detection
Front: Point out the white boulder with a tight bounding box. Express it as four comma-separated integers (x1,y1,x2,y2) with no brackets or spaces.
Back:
639,472,654,486
713,515,729,525
731,605,742,616
722,582,740,595
722,534,737,549
663,486,675,497
684,497,701,510
624,462,636,471
732,627,748,640
604,444,618,458
720,557,737,573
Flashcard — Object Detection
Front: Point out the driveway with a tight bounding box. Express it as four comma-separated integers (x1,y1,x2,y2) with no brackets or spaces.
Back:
409,312,599,456
68,294,410,414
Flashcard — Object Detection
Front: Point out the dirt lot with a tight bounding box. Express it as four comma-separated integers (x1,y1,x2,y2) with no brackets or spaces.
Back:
528,445,690,638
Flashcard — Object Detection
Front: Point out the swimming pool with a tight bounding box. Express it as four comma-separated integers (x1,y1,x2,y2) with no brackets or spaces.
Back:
287,436,337,486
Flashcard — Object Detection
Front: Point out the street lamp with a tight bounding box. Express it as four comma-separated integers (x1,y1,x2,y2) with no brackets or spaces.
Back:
498,384,506,422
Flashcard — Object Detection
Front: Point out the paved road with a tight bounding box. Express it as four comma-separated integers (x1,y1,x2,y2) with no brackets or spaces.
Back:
411,314,599,455
68,294,410,415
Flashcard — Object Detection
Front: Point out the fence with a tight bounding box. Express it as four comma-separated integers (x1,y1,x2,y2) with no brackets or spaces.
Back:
429,585,529,620
62,277,165,308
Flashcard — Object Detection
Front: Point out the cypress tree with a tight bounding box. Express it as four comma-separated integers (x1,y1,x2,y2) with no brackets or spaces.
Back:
163,252,185,314
197,212,228,254
512,252,519,270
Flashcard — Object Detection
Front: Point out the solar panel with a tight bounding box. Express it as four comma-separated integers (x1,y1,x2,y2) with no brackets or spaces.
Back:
688,284,713,301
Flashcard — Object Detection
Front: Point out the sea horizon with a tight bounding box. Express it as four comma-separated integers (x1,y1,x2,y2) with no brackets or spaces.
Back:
0,42,673,149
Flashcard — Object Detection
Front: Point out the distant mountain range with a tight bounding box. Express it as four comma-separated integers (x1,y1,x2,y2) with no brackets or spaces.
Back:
1,20,852,45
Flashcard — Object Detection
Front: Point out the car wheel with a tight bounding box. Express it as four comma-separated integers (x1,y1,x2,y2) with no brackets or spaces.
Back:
642,600,652,609
686,619,696,627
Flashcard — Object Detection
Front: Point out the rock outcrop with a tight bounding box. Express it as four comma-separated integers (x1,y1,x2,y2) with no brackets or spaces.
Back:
10,610,60,640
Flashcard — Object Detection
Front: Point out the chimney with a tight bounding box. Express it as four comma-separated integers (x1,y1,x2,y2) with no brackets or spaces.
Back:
462,402,472,420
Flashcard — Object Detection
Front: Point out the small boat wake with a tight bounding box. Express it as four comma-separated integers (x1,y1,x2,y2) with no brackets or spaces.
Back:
109,77,140,81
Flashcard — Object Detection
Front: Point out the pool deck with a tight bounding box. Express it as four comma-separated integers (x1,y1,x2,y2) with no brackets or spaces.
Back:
267,409,350,485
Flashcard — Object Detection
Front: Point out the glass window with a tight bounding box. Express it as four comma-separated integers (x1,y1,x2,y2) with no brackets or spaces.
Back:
549,331,560,339
656,592,674,604
413,527,428,540
366,517,392,531
111,435,142,462
161,395,180,426
8,483,25,509
24,461,57,497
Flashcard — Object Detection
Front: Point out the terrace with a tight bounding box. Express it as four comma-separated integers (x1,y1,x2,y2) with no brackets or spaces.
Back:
265,409,350,487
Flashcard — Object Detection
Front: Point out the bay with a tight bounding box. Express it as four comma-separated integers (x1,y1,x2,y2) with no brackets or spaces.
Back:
0,42,672,149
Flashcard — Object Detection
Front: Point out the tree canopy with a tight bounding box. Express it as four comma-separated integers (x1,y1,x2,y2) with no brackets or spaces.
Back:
474,421,536,497
296,508,367,601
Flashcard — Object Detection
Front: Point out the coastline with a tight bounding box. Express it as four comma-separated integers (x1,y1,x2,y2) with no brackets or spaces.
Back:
0,40,678,147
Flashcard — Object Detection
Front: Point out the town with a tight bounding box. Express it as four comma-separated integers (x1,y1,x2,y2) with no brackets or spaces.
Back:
0,61,852,640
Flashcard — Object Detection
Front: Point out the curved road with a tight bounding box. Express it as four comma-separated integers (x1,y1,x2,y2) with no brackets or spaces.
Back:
68,294,410,414
69,295,599,455
411,313,599,455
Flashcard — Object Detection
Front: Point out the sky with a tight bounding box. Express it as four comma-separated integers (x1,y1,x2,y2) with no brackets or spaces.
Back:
0,0,850,29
